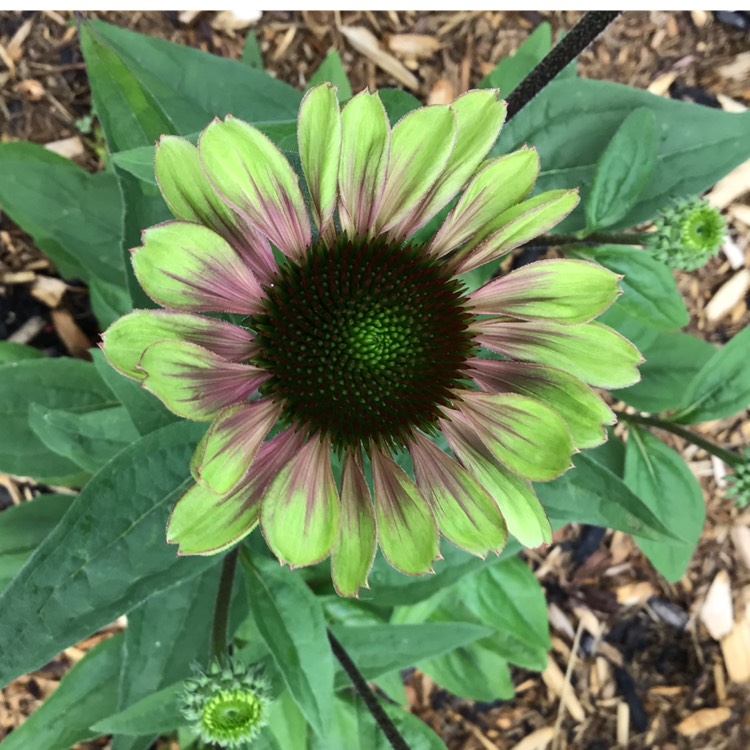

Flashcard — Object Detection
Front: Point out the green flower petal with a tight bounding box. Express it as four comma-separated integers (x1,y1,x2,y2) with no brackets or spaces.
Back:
469,359,615,450
371,447,439,576
167,481,258,555
132,222,265,315
391,89,507,240
475,320,643,389
199,117,311,258
139,340,267,421
454,189,580,274
469,259,620,324
429,148,539,258
338,91,390,238
451,443,551,548
331,452,377,597
375,105,457,234
410,433,507,557
155,135,277,284
457,393,575,482
195,400,282,495
260,437,340,568
101,310,255,381
298,83,342,235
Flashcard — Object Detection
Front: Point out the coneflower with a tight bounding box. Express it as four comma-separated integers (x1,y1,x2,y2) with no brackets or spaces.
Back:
102,84,641,596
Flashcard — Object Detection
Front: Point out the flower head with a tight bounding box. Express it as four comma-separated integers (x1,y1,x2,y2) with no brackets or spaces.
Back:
102,85,641,595
648,197,726,271
182,658,270,748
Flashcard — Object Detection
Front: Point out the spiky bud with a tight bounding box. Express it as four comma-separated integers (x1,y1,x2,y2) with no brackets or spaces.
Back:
647,197,726,271
726,450,750,508
182,658,271,748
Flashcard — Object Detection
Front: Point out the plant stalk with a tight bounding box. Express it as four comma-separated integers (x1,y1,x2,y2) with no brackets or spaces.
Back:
328,630,410,750
505,11,622,122
211,547,239,660
532,232,646,247
615,410,741,467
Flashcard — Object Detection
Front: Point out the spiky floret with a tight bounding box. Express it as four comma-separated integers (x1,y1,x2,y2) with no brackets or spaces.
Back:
252,237,476,450
648,197,726,271
182,658,271,748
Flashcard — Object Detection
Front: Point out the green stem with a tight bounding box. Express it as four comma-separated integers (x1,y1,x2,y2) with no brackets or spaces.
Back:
211,548,239,660
532,232,647,247
615,411,741,467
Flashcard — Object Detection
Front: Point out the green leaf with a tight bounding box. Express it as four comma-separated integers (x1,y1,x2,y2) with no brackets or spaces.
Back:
480,22,552,94
586,429,626,476
241,549,334,738
575,244,689,329
497,78,750,233
383,705,448,750
0,358,115,485
242,30,264,69
330,623,492,689
537,453,677,542
91,19,302,133
0,494,75,592
585,108,658,231
0,634,123,750
28,404,140,474
92,349,179,435
112,569,220,750
624,426,705,582
618,332,716,414
0,143,127,326
80,23,176,154
422,642,514,702
673,326,750,424
91,681,185,736
0,342,43,365
379,88,421,125
0,420,211,688
309,49,353,100
266,690,309,750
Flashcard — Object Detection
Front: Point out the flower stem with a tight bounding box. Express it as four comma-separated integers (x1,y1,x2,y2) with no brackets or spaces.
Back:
533,232,647,247
505,11,622,122
211,548,239,661
328,630,410,750
615,410,742,467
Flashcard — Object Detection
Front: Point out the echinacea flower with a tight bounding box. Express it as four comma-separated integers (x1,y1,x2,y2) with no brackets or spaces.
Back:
102,84,641,596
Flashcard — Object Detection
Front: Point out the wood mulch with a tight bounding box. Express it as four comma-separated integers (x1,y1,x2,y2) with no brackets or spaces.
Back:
1,10,750,750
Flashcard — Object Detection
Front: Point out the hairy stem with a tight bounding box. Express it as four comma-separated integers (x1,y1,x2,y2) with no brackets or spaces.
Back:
328,630,410,750
615,410,741,467
505,11,622,122
211,548,239,660
532,232,647,247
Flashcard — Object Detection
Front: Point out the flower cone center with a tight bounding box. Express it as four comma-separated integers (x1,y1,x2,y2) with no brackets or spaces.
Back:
253,237,475,449
203,690,263,740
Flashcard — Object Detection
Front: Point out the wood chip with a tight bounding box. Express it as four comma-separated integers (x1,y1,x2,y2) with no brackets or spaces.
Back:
676,707,732,737
178,10,202,25
271,26,297,63
7,315,45,345
44,135,85,160
386,33,441,59
647,70,678,97
2,271,36,284
708,158,750,210
212,10,262,34
730,526,750,570
717,93,748,113
509,727,555,750
700,570,734,640
14,79,45,101
542,655,586,722
616,701,630,746
31,275,67,308
6,18,33,62
51,309,92,359
705,269,750,322
718,51,750,81
690,10,710,28
427,77,455,106
729,204,750,227
721,604,750,683
721,235,747,270
339,26,419,90
616,581,656,607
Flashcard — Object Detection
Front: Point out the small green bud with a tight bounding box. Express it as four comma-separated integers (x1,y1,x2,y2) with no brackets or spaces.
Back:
647,197,726,271
726,450,750,508
181,657,271,748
